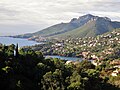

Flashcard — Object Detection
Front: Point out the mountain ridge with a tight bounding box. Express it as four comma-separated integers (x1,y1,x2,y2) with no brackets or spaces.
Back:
13,14,120,40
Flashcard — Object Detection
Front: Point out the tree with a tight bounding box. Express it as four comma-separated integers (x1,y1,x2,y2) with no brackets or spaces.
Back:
67,71,83,90
42,69,64,90
15,43,19,58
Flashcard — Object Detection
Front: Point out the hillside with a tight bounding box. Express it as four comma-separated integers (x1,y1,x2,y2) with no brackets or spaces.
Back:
26,28,120,58
13,14,120,40
51,16,115,38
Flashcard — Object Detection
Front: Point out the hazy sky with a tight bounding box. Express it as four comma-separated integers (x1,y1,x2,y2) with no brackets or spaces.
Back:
0,0,120,35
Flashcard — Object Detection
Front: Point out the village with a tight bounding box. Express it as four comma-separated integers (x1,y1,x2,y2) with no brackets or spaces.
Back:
53,30,120,77
23,30,120,78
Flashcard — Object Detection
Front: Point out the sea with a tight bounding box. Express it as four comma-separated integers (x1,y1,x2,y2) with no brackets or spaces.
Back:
0,37,39,47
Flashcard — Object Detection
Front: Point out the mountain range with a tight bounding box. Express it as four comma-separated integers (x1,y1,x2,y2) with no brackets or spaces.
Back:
14,14,120,39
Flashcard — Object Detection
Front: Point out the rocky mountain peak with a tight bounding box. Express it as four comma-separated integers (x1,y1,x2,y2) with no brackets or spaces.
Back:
103,17,111,21
70,18,78,22
70,14,112,24
70,14,96,26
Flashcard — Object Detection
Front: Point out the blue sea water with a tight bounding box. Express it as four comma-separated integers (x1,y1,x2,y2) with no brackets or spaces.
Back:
46,55,82,61
0,37,39,47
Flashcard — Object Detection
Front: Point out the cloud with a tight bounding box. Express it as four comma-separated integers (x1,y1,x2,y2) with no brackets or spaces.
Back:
0,0,120,34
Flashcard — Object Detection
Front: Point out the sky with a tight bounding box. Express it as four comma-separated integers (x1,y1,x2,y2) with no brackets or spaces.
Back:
0,0,120,36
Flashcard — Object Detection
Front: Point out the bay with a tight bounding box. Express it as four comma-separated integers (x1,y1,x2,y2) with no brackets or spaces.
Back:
0,37,40,47
46,55,82,61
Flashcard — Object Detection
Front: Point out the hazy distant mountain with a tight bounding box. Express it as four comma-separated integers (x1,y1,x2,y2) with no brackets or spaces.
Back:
14,14,120,39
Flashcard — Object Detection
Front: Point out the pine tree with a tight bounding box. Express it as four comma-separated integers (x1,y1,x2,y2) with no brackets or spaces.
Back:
15,43,19,58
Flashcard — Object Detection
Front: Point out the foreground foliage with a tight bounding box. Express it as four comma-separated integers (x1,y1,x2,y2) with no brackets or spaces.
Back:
0,44,120,90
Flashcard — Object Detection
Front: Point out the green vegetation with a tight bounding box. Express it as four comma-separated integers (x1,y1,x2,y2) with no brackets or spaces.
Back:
0,43,120,90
